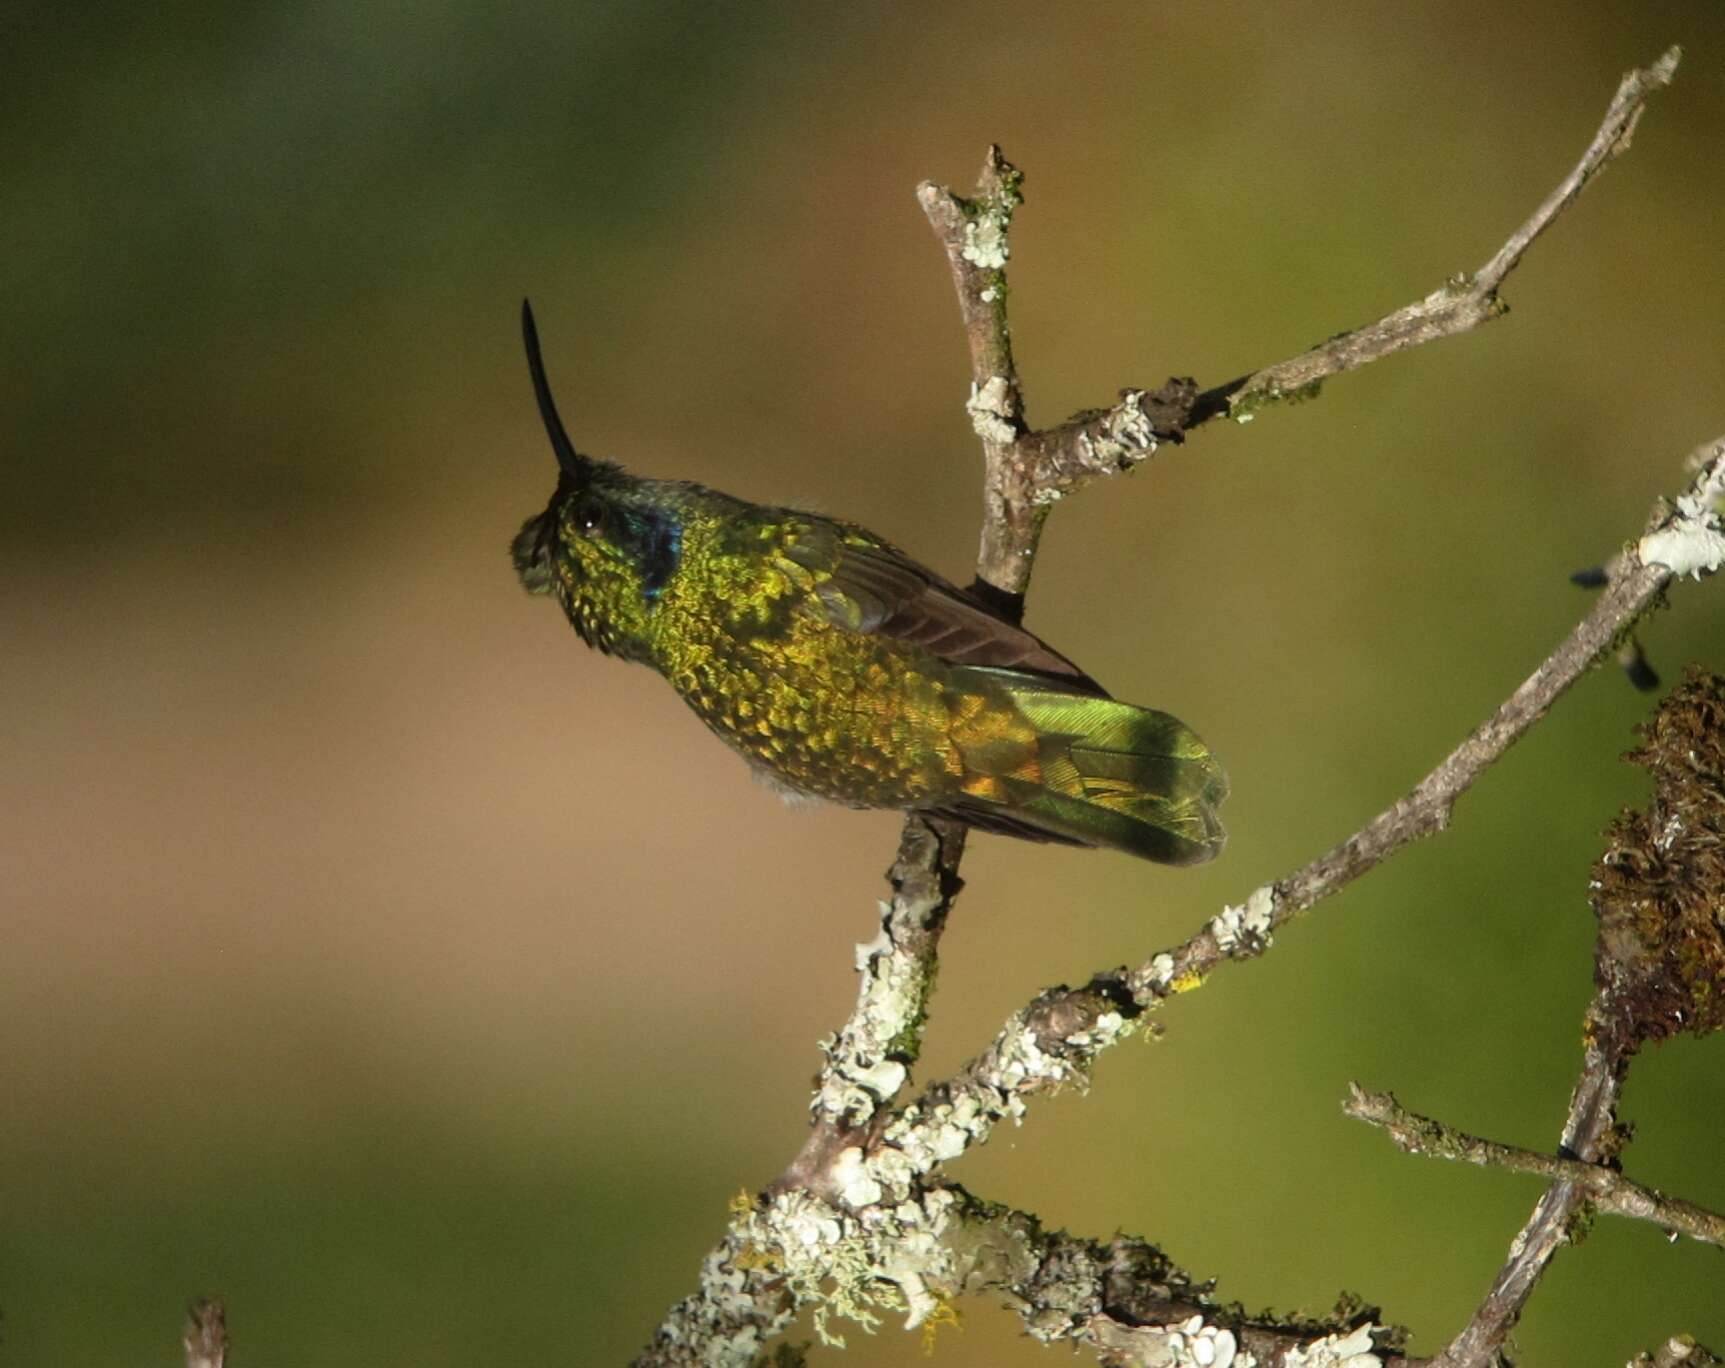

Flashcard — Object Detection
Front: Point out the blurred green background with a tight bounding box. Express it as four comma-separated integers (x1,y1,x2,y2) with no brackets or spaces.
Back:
4,2,1723,1363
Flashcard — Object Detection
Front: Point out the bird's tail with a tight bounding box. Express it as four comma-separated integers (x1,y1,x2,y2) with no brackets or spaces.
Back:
938,670,1228,865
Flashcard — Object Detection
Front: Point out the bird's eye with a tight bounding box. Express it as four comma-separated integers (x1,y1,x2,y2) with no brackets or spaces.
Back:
573,496,607,536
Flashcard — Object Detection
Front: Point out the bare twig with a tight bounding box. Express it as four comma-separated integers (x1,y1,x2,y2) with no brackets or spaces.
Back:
1189,45,1682,428
1345,1084,1725,1249
183,1299,227,1368
1473,47,1680,293
1032,48,1682,473
1425,1045,1625,1368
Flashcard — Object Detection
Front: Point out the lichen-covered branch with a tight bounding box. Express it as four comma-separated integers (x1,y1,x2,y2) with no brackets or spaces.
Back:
940,1193,1415,1368
652,1178,1417,1368
1124,435,1725,988
770,153,1037,1206
635,1220,801,1365
1344,1084,1725,1249
774,816,966,1202
644,151,1031,1366
1012,379,1198,508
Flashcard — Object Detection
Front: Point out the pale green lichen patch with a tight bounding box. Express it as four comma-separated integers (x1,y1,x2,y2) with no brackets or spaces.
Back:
833,1147,884,1208
816,1028,910,1125
860,1142,917,1206
966,376,1018,444
1061,1008,1135,1052
1282,1323,1382,1367
873,1186,961,1329
962,215,1009,270
679,1238,795,1365
1156,1313,1254,1368
732,1191,893,1347
1639,451,1725,579
814,917,933,1124
730,1184,970,1345
1210,885,1276,954
990,1024,1067,1107
857,1057,908,1096
974,999,1137,1119
958,169,1019,274
881,1090,989,1170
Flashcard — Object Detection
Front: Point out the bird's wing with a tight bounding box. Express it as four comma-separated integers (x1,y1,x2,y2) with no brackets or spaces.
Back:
779,521,1107,695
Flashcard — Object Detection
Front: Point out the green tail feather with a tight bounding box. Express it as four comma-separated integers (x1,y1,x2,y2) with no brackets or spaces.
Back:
944,669,1228,865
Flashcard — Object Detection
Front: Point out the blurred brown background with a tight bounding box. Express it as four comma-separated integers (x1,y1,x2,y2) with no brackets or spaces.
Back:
4,2,1723,1363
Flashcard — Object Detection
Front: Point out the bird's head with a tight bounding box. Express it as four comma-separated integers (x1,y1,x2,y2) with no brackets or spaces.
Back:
512,301,681,660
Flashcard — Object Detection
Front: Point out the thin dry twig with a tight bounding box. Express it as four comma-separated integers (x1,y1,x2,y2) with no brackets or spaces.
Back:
1037,48,1683,468
1474,46,1680,293
1345,1084,1725,1250
1185,46,1682,428
1425,1046,1625,1368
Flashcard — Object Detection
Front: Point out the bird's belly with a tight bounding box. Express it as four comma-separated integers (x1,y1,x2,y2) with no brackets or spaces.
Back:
664,632,967,809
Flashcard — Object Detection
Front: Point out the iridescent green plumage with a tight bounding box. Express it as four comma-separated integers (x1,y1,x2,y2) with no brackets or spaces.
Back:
512,302,1226,864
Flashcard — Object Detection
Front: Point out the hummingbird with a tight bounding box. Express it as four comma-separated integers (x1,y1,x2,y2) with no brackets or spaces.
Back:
511,302,1227,864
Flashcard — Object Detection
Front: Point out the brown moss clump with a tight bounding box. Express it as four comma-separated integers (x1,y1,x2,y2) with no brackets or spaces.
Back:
1590,667,1725,1059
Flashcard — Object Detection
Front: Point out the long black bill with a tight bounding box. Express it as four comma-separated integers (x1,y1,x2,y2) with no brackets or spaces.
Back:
521,298,587,481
